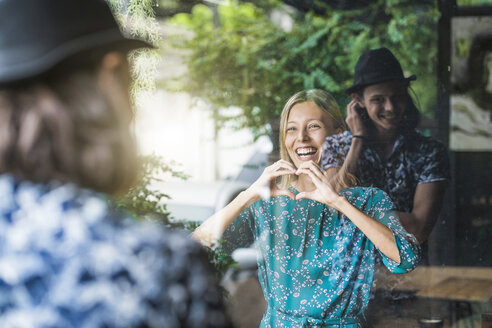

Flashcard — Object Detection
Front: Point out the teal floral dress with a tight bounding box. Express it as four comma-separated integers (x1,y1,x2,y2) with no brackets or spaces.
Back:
223,186,420,328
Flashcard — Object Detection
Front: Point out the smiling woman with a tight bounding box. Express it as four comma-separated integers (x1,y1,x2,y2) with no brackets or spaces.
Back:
278,89,352,190
286,102,330,164
193,89,421,328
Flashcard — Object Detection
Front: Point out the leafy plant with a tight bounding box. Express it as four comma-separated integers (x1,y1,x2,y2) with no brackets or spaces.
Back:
165,0,440,150
205,243,239,277
115,154,189,227
107,0,161,98
115,154,236,277
457,0,492,5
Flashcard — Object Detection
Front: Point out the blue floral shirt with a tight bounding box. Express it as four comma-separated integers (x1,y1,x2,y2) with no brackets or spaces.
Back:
321,131,450,212
0,175,230,328
223,187,420,327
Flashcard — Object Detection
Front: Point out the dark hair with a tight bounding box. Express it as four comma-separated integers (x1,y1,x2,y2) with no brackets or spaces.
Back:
0,54,137,194
400,87,421,135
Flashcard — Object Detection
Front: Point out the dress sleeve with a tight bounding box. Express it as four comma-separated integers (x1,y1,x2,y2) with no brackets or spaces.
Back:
320,131,352,169
418,139,450,184
220,206,255,253
366,188,421,273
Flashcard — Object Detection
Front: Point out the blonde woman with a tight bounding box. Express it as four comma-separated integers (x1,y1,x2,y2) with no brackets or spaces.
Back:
194,89,420,327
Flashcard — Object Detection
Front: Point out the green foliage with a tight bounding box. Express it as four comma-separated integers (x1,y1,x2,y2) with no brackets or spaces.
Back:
115,154,190,227
204,244,238,277
166,0,440,141
115,154,236,277
456,38,471,58
457,0,492,5
155,0,201,17
106,0,161,97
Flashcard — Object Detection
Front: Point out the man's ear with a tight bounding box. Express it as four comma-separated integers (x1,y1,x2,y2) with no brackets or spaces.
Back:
97,51,132,121
99,51,129,85
100,51,125,71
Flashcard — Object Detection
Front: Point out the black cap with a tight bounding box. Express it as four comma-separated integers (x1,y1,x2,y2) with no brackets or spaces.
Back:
0,0,153,85
346,47,416,94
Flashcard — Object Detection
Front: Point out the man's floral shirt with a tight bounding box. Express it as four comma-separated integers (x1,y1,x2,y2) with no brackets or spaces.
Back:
0,175,230,328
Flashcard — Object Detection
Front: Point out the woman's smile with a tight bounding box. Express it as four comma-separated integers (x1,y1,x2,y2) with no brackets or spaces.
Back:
285,101,337,168
295,146,318,160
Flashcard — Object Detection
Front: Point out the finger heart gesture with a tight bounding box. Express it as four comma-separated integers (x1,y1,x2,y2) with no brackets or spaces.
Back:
249,160,343,208
295,161,342,207
250,160,297,200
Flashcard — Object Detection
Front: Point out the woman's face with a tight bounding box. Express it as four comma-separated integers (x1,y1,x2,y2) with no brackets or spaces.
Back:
285,101,336,168
359,81,407,133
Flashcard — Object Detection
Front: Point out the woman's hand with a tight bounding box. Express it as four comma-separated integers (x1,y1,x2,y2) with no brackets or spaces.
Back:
247,160,297,201
193,160,296,247
346,99,368,137
295,161,345,210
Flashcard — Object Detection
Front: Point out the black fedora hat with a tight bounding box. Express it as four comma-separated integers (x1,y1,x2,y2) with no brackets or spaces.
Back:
346,47,416,94
0,0,153,85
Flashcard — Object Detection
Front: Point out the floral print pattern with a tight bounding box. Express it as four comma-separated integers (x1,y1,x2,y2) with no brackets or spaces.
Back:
321,131,450,212
223,187,420,327
0,175,230,328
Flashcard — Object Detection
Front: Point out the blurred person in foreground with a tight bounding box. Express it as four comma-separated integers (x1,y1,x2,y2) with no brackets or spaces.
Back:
0,0,230,327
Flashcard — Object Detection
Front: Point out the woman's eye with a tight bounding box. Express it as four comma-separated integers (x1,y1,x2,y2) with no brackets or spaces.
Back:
308,124,320,129
286,127,296,132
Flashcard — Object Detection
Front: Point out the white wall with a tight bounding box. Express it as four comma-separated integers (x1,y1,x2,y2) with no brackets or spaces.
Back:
134,89,270,183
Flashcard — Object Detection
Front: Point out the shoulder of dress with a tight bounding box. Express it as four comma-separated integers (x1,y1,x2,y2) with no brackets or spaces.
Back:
342,186,390,200
338,186,368,199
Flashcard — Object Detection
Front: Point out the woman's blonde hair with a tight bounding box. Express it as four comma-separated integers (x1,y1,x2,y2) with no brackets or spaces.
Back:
0,53,137,195
278,89,356,190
